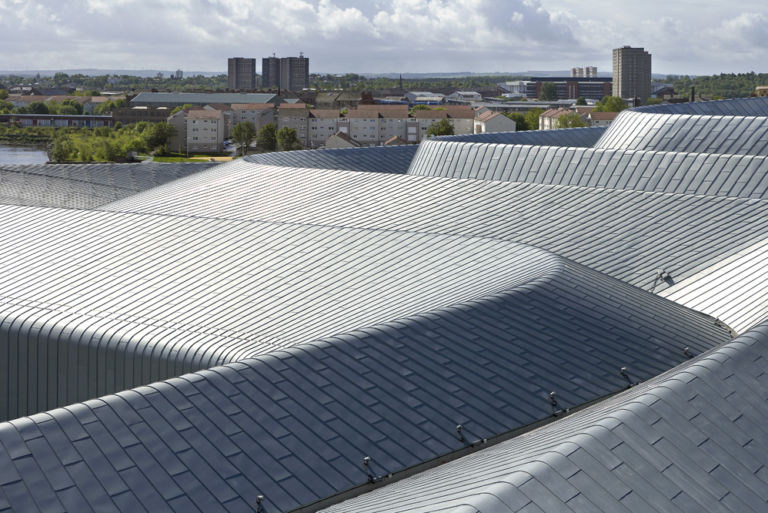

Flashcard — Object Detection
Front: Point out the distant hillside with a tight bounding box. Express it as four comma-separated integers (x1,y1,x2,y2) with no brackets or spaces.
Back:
0,69,224,78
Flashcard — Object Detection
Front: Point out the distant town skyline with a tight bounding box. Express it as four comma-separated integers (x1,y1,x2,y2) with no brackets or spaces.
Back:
0,0,766,76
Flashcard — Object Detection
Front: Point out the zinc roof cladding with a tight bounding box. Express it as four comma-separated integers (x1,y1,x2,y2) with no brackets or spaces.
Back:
322,321,768,513
0,163,215,209
631,96,768,115
594,111,768,156
407,140,768,200
129,92,278,106
0,203,649,419
100,161,768,330
0,246,730,513
245,146,417,174
428,126,606,146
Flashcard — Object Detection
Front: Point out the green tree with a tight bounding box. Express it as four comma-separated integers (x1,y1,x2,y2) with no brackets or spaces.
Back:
409,104,431,115
0,89,8,100
539,82,558,101
144,122,176,153
232,121,257,156
276,126,302,151
51,136,76,162
170,103,194,115
257,123,277,152
0,99,13,114
524,108,544,131
27,101,49,114
61,99,84,114
426,119,454,137
575,96,587,106
555,112,588,128
504,112,528,131
594,96,628,112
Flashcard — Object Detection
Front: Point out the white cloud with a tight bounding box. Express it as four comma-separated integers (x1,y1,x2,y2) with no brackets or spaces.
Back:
0,0,767,74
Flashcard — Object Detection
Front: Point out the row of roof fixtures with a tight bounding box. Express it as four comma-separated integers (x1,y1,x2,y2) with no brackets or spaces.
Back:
620,366,637,388
255,494,266,513
455,424,488,447
549,391,570,417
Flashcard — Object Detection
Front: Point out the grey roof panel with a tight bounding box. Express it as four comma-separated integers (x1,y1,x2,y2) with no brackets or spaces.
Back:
429,126,607,146
407,140,768,199
0,163,215,209
323,322,768,513
100,162,768,330
245,145,417,174
0,252,730,511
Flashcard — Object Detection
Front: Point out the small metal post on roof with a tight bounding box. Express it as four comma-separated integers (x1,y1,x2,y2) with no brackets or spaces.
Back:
456,424,466,443
620,366,635,387
683,347,694,359
255,494,266,513
550,391,559,416
362,456,376,484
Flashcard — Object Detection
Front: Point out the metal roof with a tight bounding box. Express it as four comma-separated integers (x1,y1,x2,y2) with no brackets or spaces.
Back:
0,96,767,513
407,141,768,199
102,161,768,332
0,163,216,209
323,321,768,513
0,240,729,511
594,111,768,155
429,126,605,146
245,145,416,174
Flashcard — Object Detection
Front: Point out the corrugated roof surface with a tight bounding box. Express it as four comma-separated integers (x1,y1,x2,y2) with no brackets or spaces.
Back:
0,248,729,511
0,96,767,513
631,96,768,115
245,146,417,174
594,111,768,155
407,141,768,199
323,321,768,513
0,163,216,209
0,204,583,419
428,126,606,146
101,163,768,332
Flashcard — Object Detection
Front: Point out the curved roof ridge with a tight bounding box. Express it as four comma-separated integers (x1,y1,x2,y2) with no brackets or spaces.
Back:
0,253,730,512
407,139,768,198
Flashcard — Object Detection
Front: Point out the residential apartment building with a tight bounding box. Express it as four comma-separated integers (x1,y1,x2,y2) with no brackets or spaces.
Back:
308,109,343,148
612,46,652,104
571,66,598,78
262,54,309,92
277,103,309,147
187,110,224,153
474,110,516,133
587,111,619,127
231,103,276,132
538,108,572,130
408,105,474,143
227,58,257,90
203,104,233,138
262,56,280,89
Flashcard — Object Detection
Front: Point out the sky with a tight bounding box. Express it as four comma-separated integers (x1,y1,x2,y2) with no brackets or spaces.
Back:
0,0,767,76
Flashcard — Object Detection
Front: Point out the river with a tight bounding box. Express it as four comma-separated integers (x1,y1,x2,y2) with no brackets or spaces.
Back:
0,143,49,164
